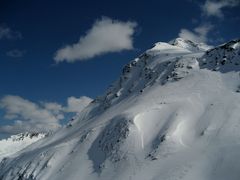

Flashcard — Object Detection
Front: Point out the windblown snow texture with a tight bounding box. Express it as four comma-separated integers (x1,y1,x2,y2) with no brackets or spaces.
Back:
1,38,240,180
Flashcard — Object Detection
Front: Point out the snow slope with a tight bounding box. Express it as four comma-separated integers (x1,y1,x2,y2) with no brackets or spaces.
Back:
1,38,240,180
0,133,45,162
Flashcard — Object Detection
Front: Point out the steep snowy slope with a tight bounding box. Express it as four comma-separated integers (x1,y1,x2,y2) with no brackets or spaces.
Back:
1,38,240,180
0,133,45,162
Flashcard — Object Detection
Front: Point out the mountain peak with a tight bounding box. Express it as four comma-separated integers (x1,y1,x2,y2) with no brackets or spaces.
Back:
169,37,212,52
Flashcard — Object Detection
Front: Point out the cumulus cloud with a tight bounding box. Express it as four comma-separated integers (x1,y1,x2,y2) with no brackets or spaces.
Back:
54,17,137,63
0,25,22,40
178,24,213,43
0,95,62,134
6,49,26,58
202,0,239,18
0,95,92,135
65,96,92,113
42,102,64,120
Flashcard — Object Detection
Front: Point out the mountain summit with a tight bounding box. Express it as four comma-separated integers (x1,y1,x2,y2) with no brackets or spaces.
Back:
169,38,212,52
1,38,240,180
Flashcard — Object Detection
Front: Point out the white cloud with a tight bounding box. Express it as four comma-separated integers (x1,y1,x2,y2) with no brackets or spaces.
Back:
0,95,62,134
0,25,22,40
178,24,213,43
6,49,26,58
202,0,239,18
54,17,137,63
43,102,64,120
0,95,92,135
65,96,92,113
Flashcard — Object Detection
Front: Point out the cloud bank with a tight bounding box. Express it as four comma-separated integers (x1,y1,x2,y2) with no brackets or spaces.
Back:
0,95,92,135
54,17,137,63
0,95,62,134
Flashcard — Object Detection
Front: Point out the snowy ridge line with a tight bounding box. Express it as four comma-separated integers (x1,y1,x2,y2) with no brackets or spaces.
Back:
0,132,46,162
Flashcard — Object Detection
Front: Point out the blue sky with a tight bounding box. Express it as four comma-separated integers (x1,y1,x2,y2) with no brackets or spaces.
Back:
0,0,239,137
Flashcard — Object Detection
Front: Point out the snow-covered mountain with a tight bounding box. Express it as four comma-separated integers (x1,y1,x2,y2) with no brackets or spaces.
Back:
1,38,240,180
0,132,45,162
